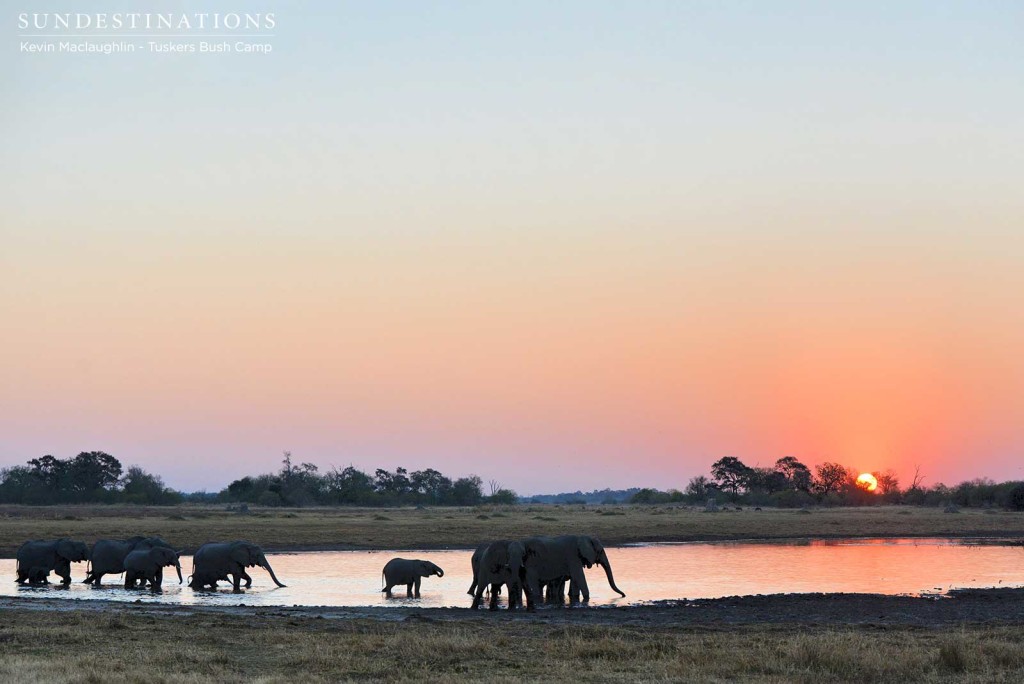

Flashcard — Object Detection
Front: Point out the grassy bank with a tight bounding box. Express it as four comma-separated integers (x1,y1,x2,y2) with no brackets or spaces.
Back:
1,606,1023,682
1,503,1022,557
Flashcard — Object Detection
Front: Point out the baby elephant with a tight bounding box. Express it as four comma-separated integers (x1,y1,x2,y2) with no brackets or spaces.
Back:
27,566,50,585
381,558,444,598
124,547,182,591
187,569,231,591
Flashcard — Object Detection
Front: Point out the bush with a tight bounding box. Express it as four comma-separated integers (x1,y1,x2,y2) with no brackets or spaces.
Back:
257,491,282,507
486,488,519,505
770,489,815,509
629,488,671,505
1006,483,1024,511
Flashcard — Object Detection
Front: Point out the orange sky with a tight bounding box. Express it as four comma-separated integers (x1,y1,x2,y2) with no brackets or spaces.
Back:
3,3,1023,492
3,209,1022,491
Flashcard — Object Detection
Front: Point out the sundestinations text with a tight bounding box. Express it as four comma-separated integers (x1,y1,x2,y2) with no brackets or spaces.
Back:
18,13,275,31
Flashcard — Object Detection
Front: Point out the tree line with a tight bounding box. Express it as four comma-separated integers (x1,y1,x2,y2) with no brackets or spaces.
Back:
629,456,1024,510
0,451,517,507
3,450,1022,510
0,452,183,505
222,452,517,507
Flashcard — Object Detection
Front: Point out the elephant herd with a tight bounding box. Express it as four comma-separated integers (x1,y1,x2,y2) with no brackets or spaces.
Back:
465,534,626,611
381,534,625,611
14,537,285,592
15,533,624,610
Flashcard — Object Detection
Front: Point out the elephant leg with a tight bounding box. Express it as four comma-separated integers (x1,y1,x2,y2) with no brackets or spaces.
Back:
414,577,421,598
523,579,536,611
488,583,500,611
93,573,104,586
151,574,162,591
241,570,253,588
568,565,590,603
523,572,541,610
507,583,519,611
232,573,243,593
568,579,581,603
406,582,414,598
471,580,487,609
384,583,394,597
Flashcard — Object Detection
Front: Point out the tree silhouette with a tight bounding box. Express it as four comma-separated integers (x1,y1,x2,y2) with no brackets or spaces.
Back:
711,456,751,496
813,462,850,500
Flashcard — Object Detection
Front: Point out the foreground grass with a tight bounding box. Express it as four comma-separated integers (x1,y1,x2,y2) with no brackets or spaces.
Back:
1,504,1022,557
1,607,1023,682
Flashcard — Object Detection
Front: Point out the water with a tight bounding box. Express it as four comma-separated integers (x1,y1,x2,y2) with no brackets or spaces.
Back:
3,538,1022,608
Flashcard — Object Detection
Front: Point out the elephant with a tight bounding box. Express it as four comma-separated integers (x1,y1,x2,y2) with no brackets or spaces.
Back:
470,540,530,611
27,567,50,585
381,558,444,598
467,542,487,596
188,567,231,590
15,539,90,585
188,541,286,592
84,536,182,586
124,547,182,591
467,543,504,599
542,578,568,604
522,535,625,604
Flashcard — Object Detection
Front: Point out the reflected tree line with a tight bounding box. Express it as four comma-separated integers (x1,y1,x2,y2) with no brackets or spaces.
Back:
630,456,1024,510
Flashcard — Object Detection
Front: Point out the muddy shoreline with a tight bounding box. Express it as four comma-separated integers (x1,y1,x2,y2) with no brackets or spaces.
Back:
3,588,1023,629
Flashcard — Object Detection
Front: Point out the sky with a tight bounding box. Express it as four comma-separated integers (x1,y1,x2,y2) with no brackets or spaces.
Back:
2,2,1023,494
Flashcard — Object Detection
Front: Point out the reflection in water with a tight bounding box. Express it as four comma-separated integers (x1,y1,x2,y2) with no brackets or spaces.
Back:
2,539,1022,609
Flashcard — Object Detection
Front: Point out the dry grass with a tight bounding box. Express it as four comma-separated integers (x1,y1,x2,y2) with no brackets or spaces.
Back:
1,607,1023,682
1,503,1022,557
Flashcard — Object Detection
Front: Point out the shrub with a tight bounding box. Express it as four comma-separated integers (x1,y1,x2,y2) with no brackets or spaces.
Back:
257,491,282,507
1006,484,1024,511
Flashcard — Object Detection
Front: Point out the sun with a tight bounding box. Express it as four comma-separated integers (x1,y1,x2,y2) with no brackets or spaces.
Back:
856,473,878,492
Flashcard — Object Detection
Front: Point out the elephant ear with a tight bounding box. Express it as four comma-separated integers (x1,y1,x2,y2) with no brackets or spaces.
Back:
230,543,254,566
577,536,598,565
56,539,77,561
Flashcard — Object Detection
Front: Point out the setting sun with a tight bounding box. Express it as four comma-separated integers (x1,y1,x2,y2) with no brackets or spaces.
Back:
856,473,878,492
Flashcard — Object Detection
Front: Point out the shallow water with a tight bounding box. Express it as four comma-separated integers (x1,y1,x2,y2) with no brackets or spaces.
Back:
3,538,1022,608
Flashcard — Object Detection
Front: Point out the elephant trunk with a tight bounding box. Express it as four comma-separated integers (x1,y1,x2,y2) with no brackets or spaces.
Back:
174,559,183,584
435,567,444,578
260,557,286,587
600,558,626,598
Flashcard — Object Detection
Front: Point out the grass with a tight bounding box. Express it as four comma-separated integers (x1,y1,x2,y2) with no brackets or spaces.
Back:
1,607,1023,682
1,504,1022,557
